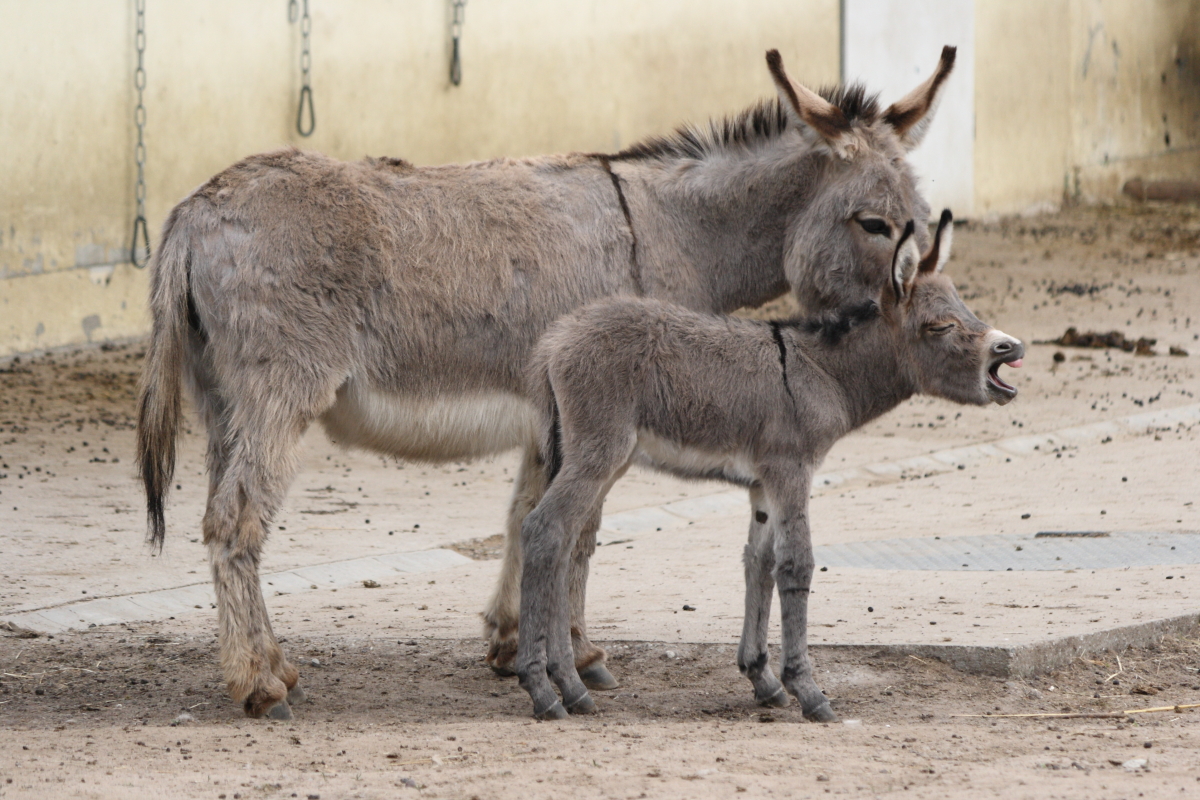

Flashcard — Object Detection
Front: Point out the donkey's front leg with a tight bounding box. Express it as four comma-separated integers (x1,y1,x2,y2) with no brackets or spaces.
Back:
765,467,838,722
737,485,789,707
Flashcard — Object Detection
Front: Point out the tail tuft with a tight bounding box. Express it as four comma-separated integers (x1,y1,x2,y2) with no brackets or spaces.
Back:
136,208,191,552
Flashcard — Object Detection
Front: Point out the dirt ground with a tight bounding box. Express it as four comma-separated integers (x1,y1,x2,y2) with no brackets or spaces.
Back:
2,202,1200,799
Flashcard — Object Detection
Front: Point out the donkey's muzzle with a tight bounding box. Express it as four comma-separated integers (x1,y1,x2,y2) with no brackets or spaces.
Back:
985,334,1024,405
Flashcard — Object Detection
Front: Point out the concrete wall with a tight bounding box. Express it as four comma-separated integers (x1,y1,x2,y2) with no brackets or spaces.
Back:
2,0,1196,356
973,0,1200,217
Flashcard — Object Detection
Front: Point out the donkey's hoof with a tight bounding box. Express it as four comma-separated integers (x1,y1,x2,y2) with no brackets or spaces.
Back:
266,700,294,721
565,691,596,715
803,701,839,723
578,662,619,691
486,639,518,677
287,685,307,705
534,700,568,721
757,686,791,708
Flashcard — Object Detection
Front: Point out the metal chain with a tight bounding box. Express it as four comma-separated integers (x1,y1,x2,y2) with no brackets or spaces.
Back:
130,0,150,268
287,0,298,23
450,0,466,86
295,0,315,136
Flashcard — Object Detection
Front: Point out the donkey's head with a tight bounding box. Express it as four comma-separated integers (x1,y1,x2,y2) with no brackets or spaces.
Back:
767,48,955,315
887,210,1024,407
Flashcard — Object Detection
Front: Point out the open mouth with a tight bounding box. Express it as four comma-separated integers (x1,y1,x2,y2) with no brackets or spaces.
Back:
987,357,1022,399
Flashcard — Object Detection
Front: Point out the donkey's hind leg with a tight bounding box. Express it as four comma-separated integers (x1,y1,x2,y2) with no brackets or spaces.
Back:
567,461,631,691
199,394,305,708
737,486,789,708
515,468,611,719
483,442,546,675
203,408,308,720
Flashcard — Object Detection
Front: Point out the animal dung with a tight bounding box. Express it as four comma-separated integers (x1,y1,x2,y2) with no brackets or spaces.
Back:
1041,327,1157,355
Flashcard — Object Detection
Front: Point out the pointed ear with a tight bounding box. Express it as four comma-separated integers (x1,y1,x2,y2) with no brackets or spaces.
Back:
882,46,956,152
766,49,854,156
919,209,955,274
891,220,919,302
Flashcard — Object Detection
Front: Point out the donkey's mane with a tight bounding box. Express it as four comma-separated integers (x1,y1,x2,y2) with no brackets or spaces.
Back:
605,84,880,163
786,299,882,346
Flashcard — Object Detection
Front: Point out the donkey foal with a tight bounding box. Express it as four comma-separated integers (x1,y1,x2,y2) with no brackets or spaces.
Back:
516,211,1023,720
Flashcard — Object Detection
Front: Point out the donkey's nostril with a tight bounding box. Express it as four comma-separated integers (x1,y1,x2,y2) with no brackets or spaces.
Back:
992,340,1013,354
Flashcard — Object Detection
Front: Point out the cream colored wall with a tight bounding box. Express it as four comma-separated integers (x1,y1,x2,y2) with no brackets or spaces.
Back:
1067,0,1200,202
973,0,1073,217
973,0,1200,217
0,0,839,358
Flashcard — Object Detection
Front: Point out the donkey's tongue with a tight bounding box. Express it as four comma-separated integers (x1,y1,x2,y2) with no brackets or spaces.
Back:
1007,358,1023,369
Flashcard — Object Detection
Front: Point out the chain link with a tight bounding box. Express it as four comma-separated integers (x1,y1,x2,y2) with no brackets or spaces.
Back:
295,0,315,136
130,0,150,268
450,0,466,86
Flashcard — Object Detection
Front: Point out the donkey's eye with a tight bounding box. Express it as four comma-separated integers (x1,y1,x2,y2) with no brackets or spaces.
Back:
857,218,891,237
927,323,954,334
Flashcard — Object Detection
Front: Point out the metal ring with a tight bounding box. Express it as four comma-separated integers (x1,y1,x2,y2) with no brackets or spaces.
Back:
296,85,315,136
131,215,150,269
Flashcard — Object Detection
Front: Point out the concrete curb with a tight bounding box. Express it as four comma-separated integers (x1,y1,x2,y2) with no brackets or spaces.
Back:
816,612,1200,678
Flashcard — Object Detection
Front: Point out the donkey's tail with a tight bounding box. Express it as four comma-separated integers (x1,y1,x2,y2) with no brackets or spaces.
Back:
528,352,564,486
136,207,192,552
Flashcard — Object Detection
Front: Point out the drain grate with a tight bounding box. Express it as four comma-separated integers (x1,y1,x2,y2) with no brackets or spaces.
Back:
813,531,1200,571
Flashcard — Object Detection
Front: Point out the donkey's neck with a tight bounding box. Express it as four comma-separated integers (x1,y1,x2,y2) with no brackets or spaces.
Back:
610,132,820,314
785,312,917,434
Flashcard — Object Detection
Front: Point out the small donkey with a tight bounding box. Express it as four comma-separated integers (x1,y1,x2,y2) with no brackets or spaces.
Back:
515,211,1023,720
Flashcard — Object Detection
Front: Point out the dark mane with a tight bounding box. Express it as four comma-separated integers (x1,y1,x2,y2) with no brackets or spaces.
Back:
603,83,880,163
819,82,880,125
784,299,881,346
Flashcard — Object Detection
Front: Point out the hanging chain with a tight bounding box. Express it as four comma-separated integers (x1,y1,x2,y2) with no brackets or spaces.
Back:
450,0,466,86
287,0,298,23
294,0,315,136
130,0,150,268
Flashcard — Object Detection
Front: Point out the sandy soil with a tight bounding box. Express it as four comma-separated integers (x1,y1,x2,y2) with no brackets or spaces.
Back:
2,202,1200,799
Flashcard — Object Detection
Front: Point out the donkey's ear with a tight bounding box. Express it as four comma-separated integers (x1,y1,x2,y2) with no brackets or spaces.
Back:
766,49,854,156
891,220,920,302
919,209,954,274
882,46,956,152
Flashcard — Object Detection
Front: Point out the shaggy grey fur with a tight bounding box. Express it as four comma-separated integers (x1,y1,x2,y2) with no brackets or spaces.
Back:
514,211,1024,720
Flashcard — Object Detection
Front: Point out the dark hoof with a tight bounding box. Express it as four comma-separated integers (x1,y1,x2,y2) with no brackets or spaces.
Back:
578,662,619,691
287,685,307,705
535,700,568,720
803,702,839,723
266,700,294,721
757,686,791,708
489,663,516,678
565,691,596,715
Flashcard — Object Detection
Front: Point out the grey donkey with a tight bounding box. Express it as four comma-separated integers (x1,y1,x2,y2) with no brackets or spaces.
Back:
514,211,1024,721
137,47,957,719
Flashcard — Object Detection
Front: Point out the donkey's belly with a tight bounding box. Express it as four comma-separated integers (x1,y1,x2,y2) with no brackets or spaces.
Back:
634,430,759,488
320,381,537,462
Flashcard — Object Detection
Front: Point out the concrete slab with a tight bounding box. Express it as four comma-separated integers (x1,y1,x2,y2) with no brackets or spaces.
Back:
3,403,1197,681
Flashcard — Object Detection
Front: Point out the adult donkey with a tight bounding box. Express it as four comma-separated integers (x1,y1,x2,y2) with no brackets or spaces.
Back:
138,47,955,720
